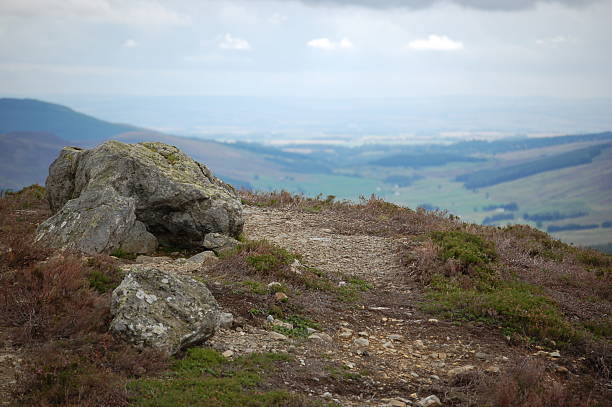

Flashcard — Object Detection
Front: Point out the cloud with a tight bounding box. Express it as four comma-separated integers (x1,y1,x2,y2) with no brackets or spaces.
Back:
535,35,576,46
406,35,464,51
123,39,138,48
307,37,354,50
269,13,289,24
218,34,252,50
288,0,598,11
0,0,189,26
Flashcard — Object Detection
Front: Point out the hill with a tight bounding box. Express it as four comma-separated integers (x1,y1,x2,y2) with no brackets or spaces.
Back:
0,187,610,406
0,98,139,143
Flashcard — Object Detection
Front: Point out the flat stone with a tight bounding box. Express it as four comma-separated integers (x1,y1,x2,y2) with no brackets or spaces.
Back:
448,365,475,376
354,338,370,348
269,332,289,341
417,395,442,407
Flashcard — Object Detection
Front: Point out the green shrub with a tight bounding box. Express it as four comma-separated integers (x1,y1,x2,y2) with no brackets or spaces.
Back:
431,230,496,267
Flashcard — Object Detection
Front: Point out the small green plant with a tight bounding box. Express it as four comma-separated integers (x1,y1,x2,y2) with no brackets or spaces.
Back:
110,248,136,260
431,230,497,267
242,280,267,295
271,315,320,337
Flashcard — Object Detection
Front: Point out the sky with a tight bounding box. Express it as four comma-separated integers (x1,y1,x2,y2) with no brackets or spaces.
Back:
1,0,612,99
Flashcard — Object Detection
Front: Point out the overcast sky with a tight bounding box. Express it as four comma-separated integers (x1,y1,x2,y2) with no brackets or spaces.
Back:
1,0,611,99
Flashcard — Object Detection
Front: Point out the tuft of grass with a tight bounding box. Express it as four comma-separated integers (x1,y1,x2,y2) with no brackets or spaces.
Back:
129,348,329,407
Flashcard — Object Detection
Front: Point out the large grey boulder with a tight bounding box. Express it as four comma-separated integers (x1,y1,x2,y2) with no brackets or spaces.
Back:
35,187,157,254
38,140,243,254
110,268,220,355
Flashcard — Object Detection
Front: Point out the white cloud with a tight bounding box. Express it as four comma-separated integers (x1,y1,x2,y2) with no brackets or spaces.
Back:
269,13,288,24
307,37,354,50
0,0,189,26
218,34,251,51
123,39,138,48
535,35,576,46
406,35,464,51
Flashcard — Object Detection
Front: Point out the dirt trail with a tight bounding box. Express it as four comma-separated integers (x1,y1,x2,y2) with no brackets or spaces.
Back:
220,205,522,406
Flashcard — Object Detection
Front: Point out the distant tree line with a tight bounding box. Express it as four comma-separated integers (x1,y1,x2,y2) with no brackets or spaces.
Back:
482,213,515,225
523,211,588,222
456,144,610,189
482,202,519,211
370,153,485,168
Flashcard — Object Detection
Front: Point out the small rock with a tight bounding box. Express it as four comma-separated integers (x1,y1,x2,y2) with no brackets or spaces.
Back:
345,362,355,369
354,338,370,348
269,332,289,341
417,395,442,407
485,366,500,374
266,315,275,323
203,233,240,254
388,334,403,342
358,331,369,337
186,251,218,265
430,375,440,380
555,366,569,375
306,327,317,334
447,365,475,376
217,312,234,329
267,282,282,289
222,350,234,358
475,352,488,360
414,340,425,348
549,351,561,358
384,400,406,407
427,319,439,323
410,372,419,378
313,332,333,342
322,392,333,399
274,292,289,302
383,341,394,349
339,328,354,338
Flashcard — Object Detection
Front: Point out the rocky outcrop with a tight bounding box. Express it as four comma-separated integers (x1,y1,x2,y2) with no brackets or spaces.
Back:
109,268,220,355
37,140,243,254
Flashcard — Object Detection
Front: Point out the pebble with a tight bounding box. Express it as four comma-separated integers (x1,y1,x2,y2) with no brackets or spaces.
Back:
556,366,569,374
309,333,333,343
417,395,442,407
475,352,488,360
322,392,333,399
339,328,354,338
384,400,406,407
427,319,439,323
485,366,500,374
269,332,289,341
549,351,561,358
383,341,394,349
430,375,440,380
414,340,425,348
388,334,403,342
447,365,475,376
266,315,274,322
354,338,370,347
267,281,282,288
274,292,288,302
222,350,234,358
358,331,369,337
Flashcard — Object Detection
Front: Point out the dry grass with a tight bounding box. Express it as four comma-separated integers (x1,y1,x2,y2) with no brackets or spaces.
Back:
471,358,595,407
0,186,169,406
240,189,459,237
